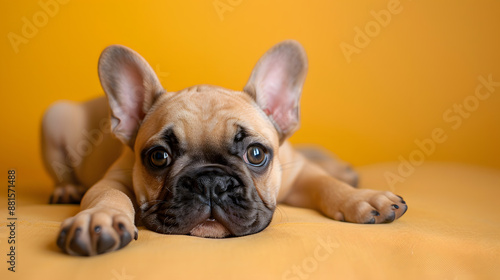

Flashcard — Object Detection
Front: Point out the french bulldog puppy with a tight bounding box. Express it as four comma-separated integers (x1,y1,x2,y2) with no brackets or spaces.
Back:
41,41,407,256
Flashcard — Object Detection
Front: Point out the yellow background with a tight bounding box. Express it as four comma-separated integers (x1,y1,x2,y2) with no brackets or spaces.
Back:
1,0,499,187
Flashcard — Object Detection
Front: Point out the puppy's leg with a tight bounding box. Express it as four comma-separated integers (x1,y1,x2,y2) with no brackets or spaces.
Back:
283,153,407,224
41,101,86,204
56,149,137,256
296,145,359,187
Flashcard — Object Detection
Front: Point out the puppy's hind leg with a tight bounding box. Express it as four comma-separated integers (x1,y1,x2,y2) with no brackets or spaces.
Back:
41,101,86,204
296,145,359,187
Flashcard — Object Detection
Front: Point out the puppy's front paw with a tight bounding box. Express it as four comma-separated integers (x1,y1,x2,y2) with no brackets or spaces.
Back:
57,208,138,256
333,190,407,224
49,184,85,204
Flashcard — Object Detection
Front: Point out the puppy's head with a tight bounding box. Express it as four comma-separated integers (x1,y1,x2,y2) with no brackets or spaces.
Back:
98,41,307,238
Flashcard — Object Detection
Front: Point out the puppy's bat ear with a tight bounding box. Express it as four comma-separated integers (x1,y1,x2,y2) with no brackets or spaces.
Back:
98,45,164,148
244,40,308,143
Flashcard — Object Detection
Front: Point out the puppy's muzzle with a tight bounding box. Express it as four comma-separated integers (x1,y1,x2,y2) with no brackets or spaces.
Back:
177,166,240,238
141,164,273,238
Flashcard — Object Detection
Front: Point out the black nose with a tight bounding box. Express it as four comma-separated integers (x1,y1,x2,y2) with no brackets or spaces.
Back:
179,167,239,196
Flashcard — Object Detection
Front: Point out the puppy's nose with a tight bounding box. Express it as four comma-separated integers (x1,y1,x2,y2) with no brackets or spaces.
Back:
180,167,239,196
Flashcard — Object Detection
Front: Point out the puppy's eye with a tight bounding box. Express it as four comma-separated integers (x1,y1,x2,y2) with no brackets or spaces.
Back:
150,149,171,168
245,145,267,167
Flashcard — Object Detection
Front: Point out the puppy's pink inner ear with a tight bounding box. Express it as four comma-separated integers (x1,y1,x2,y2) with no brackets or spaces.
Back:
110,65,148,138
117,65,147,118
256,58,299,137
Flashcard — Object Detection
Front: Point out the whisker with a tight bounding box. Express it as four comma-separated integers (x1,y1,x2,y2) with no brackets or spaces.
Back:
272,205,290,224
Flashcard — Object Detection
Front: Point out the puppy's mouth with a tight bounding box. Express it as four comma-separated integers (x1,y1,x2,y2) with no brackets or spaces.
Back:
140,199,274,238
189,218,231,238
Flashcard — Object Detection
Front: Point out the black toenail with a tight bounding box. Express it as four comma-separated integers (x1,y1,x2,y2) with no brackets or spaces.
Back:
371,210,380,216
392,204,399,209
57,227,69,251
118,223,125,231
134,231,138,240
119,231,132,249
364,218,376,224
383,212,396,223
97,232,116,254
401,205,408,216
397,195,406,204
94,226,101,233
69,230,90,256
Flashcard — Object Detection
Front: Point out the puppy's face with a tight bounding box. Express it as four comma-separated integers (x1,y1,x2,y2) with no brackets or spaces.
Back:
134,86,281,237
98,41,307,238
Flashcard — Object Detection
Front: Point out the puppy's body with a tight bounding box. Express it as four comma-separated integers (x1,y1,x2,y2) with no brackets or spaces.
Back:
42,97,122,198
42,41,407,256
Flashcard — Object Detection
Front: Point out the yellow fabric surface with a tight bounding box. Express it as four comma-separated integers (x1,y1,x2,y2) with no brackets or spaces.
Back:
1,162,499,280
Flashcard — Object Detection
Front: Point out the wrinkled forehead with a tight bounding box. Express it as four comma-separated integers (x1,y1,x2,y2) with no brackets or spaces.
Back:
135,86,278,151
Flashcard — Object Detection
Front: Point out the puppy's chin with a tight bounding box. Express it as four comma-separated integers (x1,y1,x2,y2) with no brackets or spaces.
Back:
189,220,231,238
